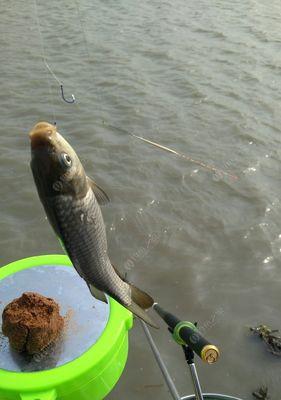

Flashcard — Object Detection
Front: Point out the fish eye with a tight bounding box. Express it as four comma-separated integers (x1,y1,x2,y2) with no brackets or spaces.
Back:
61,152,72,167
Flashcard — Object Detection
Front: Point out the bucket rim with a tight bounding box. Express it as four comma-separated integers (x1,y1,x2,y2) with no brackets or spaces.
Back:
0,254,133,392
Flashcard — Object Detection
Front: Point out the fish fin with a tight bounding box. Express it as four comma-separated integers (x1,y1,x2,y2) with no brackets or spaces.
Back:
129,283,154,310
126,301,159,329
111,264,158,327
87,283,108,303
87,177,110,205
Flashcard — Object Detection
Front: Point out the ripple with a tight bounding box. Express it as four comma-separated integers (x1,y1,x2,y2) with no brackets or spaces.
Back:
1,1,281,398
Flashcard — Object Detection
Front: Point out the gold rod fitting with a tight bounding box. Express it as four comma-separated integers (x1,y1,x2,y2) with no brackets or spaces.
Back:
201,345,220,364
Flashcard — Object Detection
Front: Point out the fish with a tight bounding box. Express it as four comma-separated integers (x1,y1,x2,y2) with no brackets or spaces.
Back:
29,122,158,328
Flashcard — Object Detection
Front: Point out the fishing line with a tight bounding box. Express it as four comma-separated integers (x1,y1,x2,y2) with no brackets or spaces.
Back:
93,122,238,180
71,4,236,180
74,0,93,67
33,0,56,124
33,0,75,119
63,2,237,181
132,134,238,181
44,61,57,125
73,0,106,110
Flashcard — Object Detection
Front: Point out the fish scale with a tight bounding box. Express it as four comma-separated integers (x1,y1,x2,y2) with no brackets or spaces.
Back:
29,122,157,328
52,188,132,306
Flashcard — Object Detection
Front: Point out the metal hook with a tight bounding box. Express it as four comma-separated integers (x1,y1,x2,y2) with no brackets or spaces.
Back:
60,84,75,104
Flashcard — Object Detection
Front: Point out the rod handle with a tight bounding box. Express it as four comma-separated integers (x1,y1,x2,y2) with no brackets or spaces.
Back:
153,304,220,364
174,321,219,364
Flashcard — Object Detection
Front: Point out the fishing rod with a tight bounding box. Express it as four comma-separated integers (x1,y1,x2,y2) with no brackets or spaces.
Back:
141,304,243,400
153,303,219,364
102,123,238,181
132,134,238,181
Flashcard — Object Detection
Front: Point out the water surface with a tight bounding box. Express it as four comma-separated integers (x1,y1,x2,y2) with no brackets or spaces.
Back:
0,1,281,398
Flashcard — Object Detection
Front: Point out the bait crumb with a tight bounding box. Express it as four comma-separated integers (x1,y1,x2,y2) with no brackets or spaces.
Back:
2,292,64,355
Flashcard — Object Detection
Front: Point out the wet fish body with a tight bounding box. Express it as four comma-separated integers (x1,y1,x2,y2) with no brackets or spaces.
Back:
51,188,131,305
29,122,157,328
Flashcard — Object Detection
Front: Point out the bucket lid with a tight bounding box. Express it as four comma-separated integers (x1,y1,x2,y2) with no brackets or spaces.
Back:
0,264,110,372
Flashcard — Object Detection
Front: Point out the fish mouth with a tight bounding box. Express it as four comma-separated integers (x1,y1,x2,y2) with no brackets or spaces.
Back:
29,122,57,149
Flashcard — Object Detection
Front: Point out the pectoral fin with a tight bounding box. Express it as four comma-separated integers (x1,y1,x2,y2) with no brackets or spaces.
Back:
87,177,110,205
87,283,108,303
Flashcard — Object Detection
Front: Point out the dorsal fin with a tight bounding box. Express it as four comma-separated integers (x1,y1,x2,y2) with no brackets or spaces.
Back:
87,176,110,205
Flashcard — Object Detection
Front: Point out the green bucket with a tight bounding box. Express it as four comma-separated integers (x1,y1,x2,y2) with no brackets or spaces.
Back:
0,255,133,400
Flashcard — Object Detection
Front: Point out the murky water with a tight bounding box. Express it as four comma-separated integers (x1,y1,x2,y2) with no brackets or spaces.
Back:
1,0,281,398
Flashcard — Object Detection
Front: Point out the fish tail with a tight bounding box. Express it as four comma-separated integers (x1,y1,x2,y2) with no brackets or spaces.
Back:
126,301,159,329
125,283,159,328
110,263,158,328
130,283,154,309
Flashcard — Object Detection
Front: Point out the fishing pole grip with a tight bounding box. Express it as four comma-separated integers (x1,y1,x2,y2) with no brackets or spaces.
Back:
153,304,220,364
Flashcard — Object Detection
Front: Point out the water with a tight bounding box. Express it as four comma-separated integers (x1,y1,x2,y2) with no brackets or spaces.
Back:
0,0,281,398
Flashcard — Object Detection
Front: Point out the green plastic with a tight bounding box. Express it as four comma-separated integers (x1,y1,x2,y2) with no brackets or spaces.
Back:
0,255,133,400
172,321,197,345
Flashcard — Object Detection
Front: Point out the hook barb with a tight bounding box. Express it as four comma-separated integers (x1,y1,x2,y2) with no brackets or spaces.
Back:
60,84,75,104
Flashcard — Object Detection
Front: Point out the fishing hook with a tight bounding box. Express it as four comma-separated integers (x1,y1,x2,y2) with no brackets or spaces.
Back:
60,84,75,104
